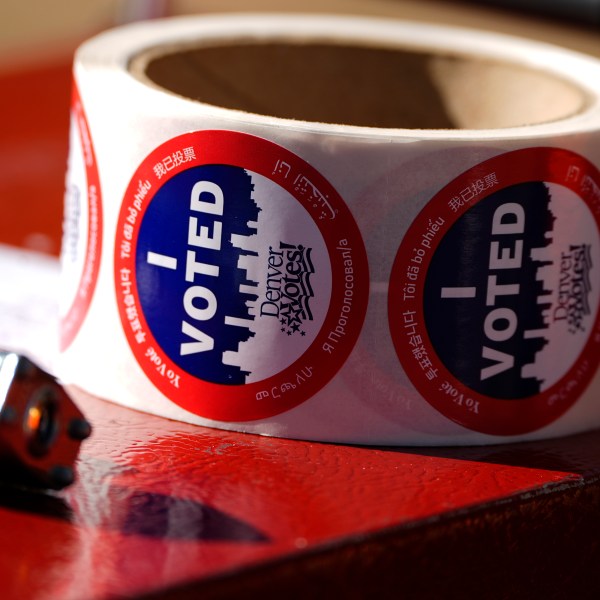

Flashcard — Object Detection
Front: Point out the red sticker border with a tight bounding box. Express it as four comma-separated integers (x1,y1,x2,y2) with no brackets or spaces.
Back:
60,84,103,351
115,130,369,422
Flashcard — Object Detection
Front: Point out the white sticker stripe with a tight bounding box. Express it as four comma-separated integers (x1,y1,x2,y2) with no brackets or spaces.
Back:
147,251,177,270
224,315,255,328
524,328,547,339
441,286,477,298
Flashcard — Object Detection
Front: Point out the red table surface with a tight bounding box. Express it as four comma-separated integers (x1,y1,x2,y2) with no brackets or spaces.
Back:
0,56,599,600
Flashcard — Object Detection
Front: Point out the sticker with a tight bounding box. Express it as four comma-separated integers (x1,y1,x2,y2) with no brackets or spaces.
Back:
59,85,103,350
115,130,368,422
389,147,600,435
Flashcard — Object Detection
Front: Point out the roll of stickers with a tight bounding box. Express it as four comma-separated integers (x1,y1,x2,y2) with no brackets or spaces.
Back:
59,14,600,445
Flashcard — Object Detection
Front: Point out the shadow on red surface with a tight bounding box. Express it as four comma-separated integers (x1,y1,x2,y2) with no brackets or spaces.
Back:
379,427,600,476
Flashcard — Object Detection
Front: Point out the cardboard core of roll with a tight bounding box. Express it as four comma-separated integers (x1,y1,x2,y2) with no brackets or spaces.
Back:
134,41,588,129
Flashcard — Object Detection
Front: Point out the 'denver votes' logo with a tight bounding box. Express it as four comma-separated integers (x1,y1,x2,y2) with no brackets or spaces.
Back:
261,241,315,336
556,243,593,334
115,130,369,423
389,147,600,436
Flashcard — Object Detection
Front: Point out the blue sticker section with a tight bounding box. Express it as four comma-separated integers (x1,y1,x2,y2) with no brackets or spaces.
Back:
423,182,554,399
136,165,259,385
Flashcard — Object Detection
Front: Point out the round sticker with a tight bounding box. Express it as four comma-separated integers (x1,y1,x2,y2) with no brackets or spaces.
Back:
389,147,600,435
60,85,103,350
115,130,368,422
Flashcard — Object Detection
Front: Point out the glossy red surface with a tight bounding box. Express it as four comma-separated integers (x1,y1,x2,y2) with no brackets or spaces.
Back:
1,389,599,600
0,54,598,600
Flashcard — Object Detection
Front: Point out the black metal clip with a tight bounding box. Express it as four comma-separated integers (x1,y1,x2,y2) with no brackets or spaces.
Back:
0,352,91,489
